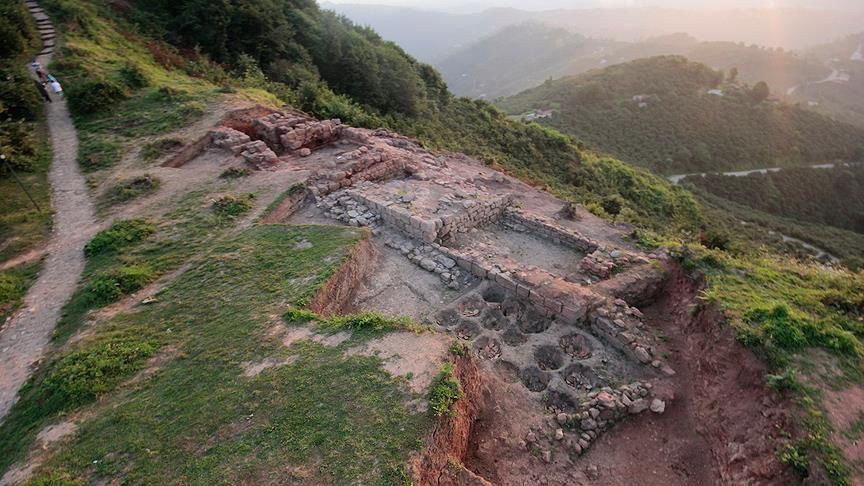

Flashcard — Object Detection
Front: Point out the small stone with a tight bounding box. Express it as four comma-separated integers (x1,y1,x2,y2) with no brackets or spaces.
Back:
580,418,597,431
571,443,583,455
610,250,622,259
634,346,652,364
662,366,677,376
347,210,360,219
589,408,600,419
628,399,649,414
651,360,662,368
596,392,616,409
556,413,569,425
420,258,437,272
650,399,666,414
555,428,564,440
578,438,590,450
526,432,537,443
580,433,591,441
298,147,312,157
541,450,552,463
585,465,600,480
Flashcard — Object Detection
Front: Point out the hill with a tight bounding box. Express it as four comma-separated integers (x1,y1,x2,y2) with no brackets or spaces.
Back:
1,1,864,485
498,56,864,174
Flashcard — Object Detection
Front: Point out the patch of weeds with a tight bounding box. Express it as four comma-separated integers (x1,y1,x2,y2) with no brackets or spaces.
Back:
44,337,158,407
844,411,864,441
85,264,154,305
212,193,255,218
219,166,252,179
283,307,318,324
745,305,859,357
429,362,461,418
765,368,802,393
0,261,40,321
449,341,469,357
284,308,418,337
140,138,183,161
102,174,160,205
84,219,156,257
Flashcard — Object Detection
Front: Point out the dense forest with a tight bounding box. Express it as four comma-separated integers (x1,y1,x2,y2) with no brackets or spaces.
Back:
0,1,42,174
498,56,864,174
684,165,864,234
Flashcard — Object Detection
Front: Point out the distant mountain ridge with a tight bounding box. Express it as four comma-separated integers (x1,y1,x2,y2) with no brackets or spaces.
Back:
438,26,837,99
325,3,864,62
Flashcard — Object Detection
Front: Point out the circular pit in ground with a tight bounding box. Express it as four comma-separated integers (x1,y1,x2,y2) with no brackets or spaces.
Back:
534,345,565,371
521,366,550,392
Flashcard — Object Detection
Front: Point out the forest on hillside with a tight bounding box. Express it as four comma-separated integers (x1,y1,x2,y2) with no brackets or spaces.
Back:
499,56,864,174
684,164,864,234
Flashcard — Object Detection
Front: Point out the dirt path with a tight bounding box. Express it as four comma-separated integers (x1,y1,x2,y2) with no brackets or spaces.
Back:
0,3,97,422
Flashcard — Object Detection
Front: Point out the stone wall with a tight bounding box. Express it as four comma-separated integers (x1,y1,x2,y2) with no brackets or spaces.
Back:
209,127,279,170
253,113,342,154
502,208,597,253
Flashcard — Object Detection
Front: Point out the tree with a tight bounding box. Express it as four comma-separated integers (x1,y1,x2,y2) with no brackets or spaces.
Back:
728,67,739,83
751,81,770,104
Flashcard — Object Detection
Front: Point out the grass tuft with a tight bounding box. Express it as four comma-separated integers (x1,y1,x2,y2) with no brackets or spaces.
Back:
84,219,156,257
428,362,461,418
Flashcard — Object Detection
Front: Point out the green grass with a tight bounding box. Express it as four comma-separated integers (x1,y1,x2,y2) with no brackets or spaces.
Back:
1,225,428,484
84,219,156,257
284,308,421,338
212,194,255,218
0,260,41,322
428,362,461,418
0,130,52,263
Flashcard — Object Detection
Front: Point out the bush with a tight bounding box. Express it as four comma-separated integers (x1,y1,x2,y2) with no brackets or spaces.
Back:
428,362,461,417
0,272,24,307
66,77,128,115
212,194,254,217
140,138,183,161
119,63,149,89
43,337,157,406
85,264,154,305
219,167,252,179
104,175,160,203
84,219,156,257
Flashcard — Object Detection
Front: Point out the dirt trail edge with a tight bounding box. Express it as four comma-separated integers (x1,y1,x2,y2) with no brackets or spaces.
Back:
0,3,97,422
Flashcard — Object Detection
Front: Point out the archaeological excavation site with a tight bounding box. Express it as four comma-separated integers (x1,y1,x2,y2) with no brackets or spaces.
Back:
153,106,794,485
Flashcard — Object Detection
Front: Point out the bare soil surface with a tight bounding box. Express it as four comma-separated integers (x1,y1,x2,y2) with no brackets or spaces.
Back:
0,19,98,421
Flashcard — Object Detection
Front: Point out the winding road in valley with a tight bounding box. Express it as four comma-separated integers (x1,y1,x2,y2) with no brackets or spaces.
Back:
0,2,97,422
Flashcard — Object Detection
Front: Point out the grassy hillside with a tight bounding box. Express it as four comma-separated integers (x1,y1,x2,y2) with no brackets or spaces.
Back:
0,1,52,320
498,56,864,174
3,1,864,484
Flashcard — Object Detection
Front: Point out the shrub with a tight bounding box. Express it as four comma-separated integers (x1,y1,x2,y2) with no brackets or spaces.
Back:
66,77,128,115
84,219,156,257
0,272,24,307
104,175,160,203
212,194,254,217
601,195,623,218
219,167,252,179
119,63,149,89
43,336,157,406
428,362,461,417
85,264,154,305
140,138,183,161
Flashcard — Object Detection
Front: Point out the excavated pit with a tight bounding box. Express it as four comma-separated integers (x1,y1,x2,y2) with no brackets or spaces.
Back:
171,106,796,484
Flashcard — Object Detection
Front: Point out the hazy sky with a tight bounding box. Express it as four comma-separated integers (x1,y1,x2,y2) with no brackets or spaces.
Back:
324,0,864,13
